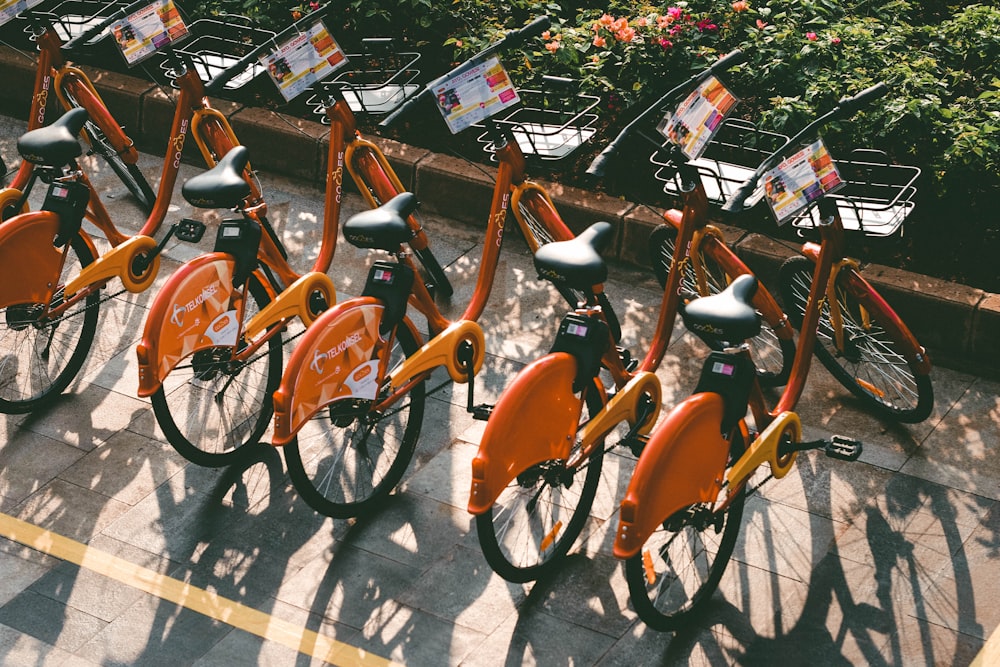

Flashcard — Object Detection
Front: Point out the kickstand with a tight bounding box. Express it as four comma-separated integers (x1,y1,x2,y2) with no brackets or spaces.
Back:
457,341,493,420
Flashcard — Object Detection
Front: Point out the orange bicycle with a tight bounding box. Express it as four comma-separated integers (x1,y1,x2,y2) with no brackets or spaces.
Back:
615,82,933,630
0,0,157,218
136,14,455,467
467,50,798,583
268,16,620,518
0,0,277,413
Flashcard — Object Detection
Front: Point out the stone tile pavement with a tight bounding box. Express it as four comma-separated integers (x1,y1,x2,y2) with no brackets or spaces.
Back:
1,116,998,666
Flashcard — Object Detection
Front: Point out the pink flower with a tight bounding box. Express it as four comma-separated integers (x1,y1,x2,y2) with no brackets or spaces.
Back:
658,37,673,50
667,7,683,20
615,26,636,42
637,17,649,28
309,1,320,10
591,54,600,62
455,39,463,48
593,35,607,48
697,19,719,32
545,41,560,53
806,31,818,40
756,19,768,29
732,1,749,11
830,36,842,45
657,14,673,28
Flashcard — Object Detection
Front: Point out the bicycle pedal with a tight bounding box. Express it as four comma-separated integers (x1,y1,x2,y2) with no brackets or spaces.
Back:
175,218,207,243
825,435,863,461
471,403,494,421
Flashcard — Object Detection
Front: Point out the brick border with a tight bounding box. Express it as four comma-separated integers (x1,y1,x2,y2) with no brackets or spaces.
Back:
2,45,995,377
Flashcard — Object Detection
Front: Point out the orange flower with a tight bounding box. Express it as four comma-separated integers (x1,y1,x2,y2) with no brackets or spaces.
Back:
541,30,551,40
545,41,560,53
593,35,607,48
599,13,615,26
615,26,636,42
732,1,750,12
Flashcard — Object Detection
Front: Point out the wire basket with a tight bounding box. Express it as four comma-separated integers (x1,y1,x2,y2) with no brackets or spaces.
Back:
651,117,790,207
35,0,128,42
475,76,600,161
789,149,920,236
305,38,421,122
167,15,275,91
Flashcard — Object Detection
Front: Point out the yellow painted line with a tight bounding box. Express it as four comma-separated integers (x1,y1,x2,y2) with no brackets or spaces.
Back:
0,512,399,667
972,622,1000,667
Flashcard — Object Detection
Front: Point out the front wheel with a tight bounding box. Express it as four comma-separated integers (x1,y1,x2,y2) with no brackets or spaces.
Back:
0,234,100,413
283,323,425,518
475,384,606,583
778,255,933,423
151,273,283,467
650,223,794,386
624,432,746,631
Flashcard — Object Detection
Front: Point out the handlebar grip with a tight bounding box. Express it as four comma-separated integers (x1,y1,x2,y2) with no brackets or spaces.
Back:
836,82,888,117
62,11,121,53
721,180,758,214
709,49,747,74
378,88,429,130
585,142,619,179
506,15,551,46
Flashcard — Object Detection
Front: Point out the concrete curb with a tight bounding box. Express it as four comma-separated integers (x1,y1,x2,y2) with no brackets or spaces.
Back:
2,45,996,376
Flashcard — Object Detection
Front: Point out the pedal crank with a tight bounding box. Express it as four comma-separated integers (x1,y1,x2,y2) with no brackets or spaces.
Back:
778,435,863,461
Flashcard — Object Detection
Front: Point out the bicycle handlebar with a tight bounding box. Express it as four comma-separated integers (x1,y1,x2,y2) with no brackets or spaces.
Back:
585,49,747,179
378,15,551,130
720,81,888,214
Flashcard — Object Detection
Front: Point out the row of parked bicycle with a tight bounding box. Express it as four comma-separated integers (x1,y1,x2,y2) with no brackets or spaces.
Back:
0,1,934,631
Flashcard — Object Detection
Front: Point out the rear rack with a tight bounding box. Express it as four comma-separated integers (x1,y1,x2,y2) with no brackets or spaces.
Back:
167,15,275,92
652,118,789,207
476,78,600,161
789,149,920,236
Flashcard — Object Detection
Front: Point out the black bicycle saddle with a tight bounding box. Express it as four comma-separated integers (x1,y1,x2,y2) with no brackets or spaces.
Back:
681,273,762,342
182,146,253,209
17,107,87,166
343,192,418,250
533,221,614,289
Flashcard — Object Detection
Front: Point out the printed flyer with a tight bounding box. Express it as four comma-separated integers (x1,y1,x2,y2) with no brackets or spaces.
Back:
657,75,739,160
763,138,844,224
111,0,188,66
0,0,44,27
429,56,519,134
261,20,347,102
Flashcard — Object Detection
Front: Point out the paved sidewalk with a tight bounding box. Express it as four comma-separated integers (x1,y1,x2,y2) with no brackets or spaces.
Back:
1,116,998,666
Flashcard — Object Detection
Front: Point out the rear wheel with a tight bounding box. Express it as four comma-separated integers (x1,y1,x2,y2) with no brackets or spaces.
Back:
650,223,793,385
284,323,425,518
151,273,282,467
625,432,746,631
778,255,933,423
0,234,100,413
476,383,606,583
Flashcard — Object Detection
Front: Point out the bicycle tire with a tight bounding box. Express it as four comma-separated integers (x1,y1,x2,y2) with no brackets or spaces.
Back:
516,195,623,341
283,323,425,518
62,90,156,214
476,383,606,583
0,233,100,413
624,431,746,631
778,255,933,423
649,223,793,386
151,273,282,467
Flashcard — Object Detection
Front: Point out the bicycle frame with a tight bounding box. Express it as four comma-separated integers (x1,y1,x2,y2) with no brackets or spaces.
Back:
270,131,550,445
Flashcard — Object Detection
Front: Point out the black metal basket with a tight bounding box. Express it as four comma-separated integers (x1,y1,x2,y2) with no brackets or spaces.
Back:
788,149,920,236
651,117,790,207
476,76,600,161
306,37,422,122
169,15,275,92
36,0,130,43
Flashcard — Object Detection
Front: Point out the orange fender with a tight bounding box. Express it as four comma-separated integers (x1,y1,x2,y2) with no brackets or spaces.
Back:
272,298,389,446
613,393,730,559
469,352,584,515
0,211,74,307
136,253,240,397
